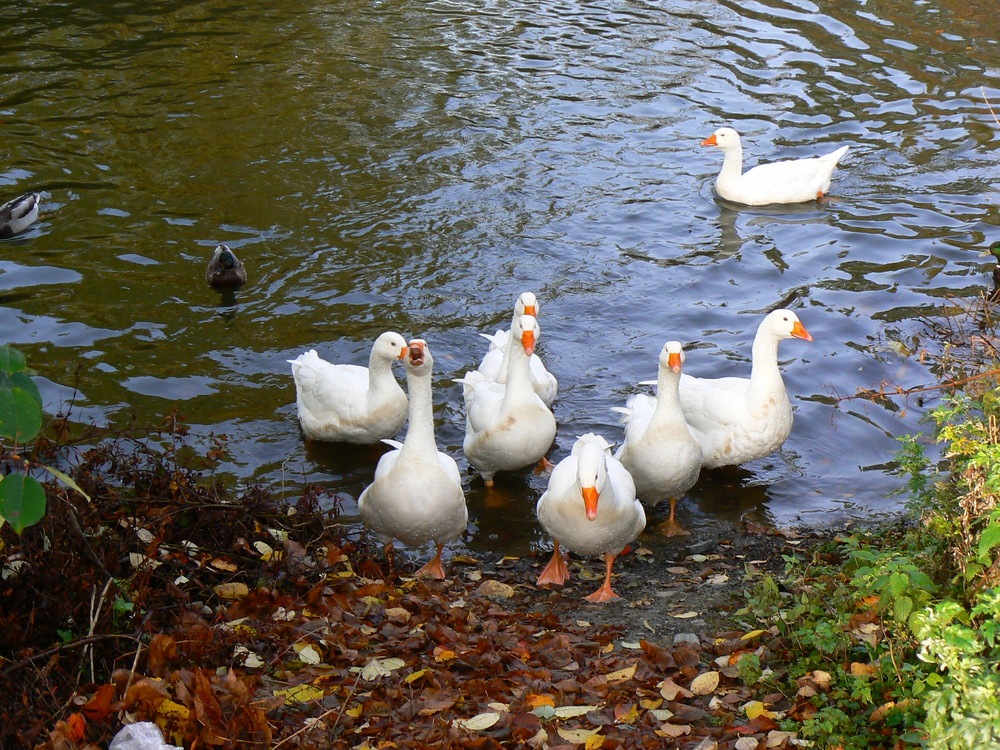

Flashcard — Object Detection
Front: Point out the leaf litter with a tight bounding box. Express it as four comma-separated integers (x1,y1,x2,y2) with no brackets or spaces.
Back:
0,414,830,749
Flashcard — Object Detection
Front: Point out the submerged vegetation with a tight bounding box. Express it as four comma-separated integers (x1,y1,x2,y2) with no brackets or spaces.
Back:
2,309,1000,748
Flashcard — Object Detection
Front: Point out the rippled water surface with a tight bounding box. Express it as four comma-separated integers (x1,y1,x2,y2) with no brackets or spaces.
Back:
2,0,999,554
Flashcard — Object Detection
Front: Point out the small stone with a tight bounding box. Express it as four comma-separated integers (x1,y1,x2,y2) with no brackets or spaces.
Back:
673,632,699,646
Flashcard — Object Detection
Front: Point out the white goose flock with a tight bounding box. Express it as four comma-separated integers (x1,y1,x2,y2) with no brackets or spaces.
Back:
287,286,813,602
276,124,834,600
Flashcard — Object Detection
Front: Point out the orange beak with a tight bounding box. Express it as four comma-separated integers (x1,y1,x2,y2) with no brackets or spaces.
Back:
582,486,599,521
521,329,536,356
667,351,682,373
398,346,408,360
408,340,426,365
523,304,538,316
701,134,718,146
791,322,813,342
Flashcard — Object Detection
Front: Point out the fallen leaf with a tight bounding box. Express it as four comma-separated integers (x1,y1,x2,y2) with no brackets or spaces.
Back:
274,684,325,703
736,737,759,750
658,677,693,701
294,643,322,664
234,645,264,668
741,629,768,640
525,694,556,709
669,611,700,619
82,683,115,721
214,582,249,599
210,557,238,572
605,663,637,682
766,730,797,747
690,671,720,695
475,579,515,598
361,657,405,680
657,723,692,738
850,662,877,677
870,701,896,722
405,669,429,684
455,712,501,731
614,702,639,723
557,726,601,744
745,700,777,720
434,647,458,662
385,606,411,622
553,705,600,718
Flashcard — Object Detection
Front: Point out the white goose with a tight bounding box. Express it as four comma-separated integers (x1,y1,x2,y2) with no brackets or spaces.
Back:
358,339,467,579
460,314,557,487
0,193,40,238
288,332,408,443
678,309,813,468
477,292,558,406
536,433,644,603
702,127,849,206
613,341,703,536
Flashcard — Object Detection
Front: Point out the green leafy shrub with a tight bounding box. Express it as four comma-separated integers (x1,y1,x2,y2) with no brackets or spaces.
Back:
0,344,88,532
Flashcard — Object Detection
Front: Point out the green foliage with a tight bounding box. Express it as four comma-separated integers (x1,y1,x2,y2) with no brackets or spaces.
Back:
912,589,1000,748
0,344,90,533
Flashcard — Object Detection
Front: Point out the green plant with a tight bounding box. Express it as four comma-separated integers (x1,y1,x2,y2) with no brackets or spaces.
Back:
913,589,1000,748
0,344,89,532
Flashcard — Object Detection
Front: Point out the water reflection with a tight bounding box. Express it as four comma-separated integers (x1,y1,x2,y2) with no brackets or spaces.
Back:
0,0,998,557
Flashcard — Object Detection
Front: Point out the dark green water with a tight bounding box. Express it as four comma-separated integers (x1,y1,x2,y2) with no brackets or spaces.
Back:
2,0,998,555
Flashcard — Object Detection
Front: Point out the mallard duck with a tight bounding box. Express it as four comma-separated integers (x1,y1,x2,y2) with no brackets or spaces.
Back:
477,291,558,406
702,127,849,205
678,309,813,468
288,331,408,443
614,341,703,536
460,313,557,487
535,433,644,602
358,339,467,579
0,193,40,238
982,241,1000,299
205,244,247,289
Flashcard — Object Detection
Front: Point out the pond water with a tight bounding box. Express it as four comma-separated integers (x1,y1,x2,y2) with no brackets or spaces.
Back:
2,0,998,557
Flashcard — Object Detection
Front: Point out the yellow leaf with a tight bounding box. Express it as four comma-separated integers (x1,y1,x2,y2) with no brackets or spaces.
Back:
434,648,458,663
525,694,556,709
210,558,238,572
361,657,405,680
455,712,501,731
741,629,768,640
669,611,699,619
585,733,606,749
405,669,429,684
745,701,777,720
639,698,662,710
605,663,638,683
601,642,614,654
157,699,189,721
557,726,600,744
690,671,720,695
214,582,249,600
345,704,363,718
274,684,325,703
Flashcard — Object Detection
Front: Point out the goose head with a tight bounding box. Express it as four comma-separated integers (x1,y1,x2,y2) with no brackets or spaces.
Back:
762,309,813,342
373,331,409,363
701,127,741,151
205,244,248,289
512,313,541,356
404,338,433,373
571,433,612,521
660,340,685,373
515,291,539,317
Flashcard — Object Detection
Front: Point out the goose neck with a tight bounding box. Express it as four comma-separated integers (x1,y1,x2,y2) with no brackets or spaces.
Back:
401,371,437,456
749,331,783,393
